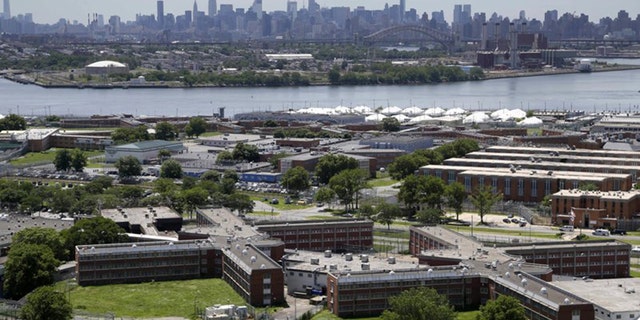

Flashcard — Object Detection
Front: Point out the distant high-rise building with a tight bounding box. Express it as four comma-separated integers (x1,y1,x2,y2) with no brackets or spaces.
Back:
3,0,10,19
157,1,165,27
287,1,298,21
399,0,406,22
193,1,198,24
208,0,217,16
308,0,319,14
453,4,462,24
251,0,263,20
519,10,526,20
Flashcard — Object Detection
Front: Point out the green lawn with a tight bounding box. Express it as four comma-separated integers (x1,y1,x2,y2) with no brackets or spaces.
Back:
631,270,640,278
10,149,104,167
368,177,399,188
250,211,280,217
248,194,314,211
443,225,563,240
310,309,479,320
57,279,245,318
374,230,410,240
199,131,223,137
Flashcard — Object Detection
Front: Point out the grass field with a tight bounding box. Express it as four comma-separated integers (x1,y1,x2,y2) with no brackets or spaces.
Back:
310,309,480,319
57,279,245,319
10,149,104,167
250,210,280,216
367,177,399,188
443,225,563,240
373,230,410,239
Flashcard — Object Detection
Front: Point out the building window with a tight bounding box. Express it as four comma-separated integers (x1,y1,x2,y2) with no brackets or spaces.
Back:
531,180,537,197
479,177,485,186
559,180,565,189
505,178,511,195
491,178,498,193
518,179,524,196
545,180,551,195
464,176,471,192
448,171,455,184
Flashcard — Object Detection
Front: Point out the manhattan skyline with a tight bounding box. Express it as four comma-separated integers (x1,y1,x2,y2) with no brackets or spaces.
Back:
6,0,640,25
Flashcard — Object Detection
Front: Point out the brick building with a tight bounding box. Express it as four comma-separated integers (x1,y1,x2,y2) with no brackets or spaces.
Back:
551,189,640,229
256,219,374,253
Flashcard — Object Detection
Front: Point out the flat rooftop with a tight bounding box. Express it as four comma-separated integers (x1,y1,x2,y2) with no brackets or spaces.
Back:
284,250,419,273
468,151,640,165
552,277,640,313
101,206,181,236
485,145,640,158
189,207,261,239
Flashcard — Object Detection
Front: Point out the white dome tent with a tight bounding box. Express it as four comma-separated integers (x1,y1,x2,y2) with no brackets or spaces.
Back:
445,107,466,116
424,107,445,116
365,114,388,122
380,106,403,115
517,116,543,127
402,107,424,115
352,106,373,114
408,115,434,124
392,114,410,122
462,112,489,124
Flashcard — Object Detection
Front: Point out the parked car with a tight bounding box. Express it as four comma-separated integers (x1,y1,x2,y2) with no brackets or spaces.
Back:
511,218,520,223
502,218,511,224
612,229,627,235
632,246,640,253
559,225,575,232
592,229,610,236
296,199,306,205
270,199,279,205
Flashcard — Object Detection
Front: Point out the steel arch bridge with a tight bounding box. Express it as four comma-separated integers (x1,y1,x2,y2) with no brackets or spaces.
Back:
362,25,455,50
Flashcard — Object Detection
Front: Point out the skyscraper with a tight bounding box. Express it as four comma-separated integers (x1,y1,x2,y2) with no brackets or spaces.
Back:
157,1,165,27
399,0,406,22
287,1,298,21
193,0,198,24
3,0,10,19
208,0,217,16
251,0,263,20
308,0,319,15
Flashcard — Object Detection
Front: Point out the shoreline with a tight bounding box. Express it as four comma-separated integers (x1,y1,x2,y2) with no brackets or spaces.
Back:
3,65,640,90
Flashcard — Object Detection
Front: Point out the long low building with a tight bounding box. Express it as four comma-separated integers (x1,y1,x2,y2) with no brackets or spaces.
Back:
551,189,640,230
105,140,186,163
421,164,631,203
75,238,285,307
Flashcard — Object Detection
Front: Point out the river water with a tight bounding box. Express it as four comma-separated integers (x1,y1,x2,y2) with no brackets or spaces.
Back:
1,66,640,118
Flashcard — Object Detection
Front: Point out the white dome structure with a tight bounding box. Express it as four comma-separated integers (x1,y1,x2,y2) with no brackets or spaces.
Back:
85,60,129,75
365,114,388,122
380,106,403,115
334,106,352,114
517,116,544,127
463,112,489,124
445,107,466,116
353,106,373,114
424,107,445,116
392,114,410,122
402,107,424,115
408,114,434,124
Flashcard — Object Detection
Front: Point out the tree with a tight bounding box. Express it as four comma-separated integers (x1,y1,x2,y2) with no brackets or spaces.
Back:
224,193,254,214
470,186,503,224
53,149,72,172
155,121,178,140
185,117,207,137
314,187,336,207
328,67,341,84
70,148,87,172
0,114,27,130
329,169,368,212
160,159,183,179
315,154,359,185
21,286,72,320
477,295,526,320
115,156,142,179
158,149,171,163
416,207,445,224
264,120,278,127
282,166,310,194
60,216,128,260
232,142,260,162
381,287,456,320
216,151,234,164
388,154,428,180
375,203,401,229
200,170,221,182
269,152,290,170
13,227,67,261
3,243,59,299
111,126,151,144
445,182,467,221
180,187,209,219
381,117,401,132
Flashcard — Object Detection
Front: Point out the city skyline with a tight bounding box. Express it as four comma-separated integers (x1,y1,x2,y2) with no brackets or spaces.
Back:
6,0,640,25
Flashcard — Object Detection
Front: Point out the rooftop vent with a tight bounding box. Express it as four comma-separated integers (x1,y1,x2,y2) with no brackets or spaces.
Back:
324,250,332,258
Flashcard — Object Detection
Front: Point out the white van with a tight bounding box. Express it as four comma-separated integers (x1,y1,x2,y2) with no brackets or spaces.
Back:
559,225,574,232
592,229,610,236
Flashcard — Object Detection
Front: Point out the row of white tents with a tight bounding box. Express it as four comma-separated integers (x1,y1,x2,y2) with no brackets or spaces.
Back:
292,106,543,126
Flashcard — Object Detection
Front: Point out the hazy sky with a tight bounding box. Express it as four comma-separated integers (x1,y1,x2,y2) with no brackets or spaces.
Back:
8,0,640,24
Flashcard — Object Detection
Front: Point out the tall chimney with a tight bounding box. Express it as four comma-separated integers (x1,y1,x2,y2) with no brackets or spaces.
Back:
510,22,517,68
481,22,488,51
494,23,500,51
